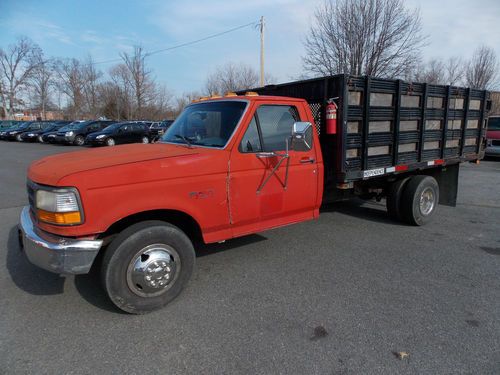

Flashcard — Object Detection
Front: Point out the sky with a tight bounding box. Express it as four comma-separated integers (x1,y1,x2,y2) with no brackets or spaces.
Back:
0,0,499,96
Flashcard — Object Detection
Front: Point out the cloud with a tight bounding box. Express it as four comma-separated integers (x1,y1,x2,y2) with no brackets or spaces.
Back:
3,13,74,45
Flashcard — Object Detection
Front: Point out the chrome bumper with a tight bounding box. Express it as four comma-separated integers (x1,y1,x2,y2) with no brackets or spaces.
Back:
18,206,102,274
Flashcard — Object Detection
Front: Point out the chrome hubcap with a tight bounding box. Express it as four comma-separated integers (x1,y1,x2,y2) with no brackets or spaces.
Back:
142,137,149,143
419,187,435,215
126,244,180,297
107,138,115,146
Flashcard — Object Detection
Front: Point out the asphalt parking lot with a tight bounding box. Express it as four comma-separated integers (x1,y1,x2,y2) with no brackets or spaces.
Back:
0,141,499,374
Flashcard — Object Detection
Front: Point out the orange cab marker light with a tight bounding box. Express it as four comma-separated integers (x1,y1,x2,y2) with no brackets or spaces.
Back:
210,94,222,99
198,96,210,101
224,92,238,97
245,91,259,96
37,210,82,225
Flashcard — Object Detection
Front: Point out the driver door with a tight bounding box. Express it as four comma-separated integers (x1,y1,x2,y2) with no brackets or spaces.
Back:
229,103,319,238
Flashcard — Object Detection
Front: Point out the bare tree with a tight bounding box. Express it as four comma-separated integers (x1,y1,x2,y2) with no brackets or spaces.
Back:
303,0,426,78
53,58,85,118
81,55,102,117
173,91,201,117
204,62,260,95
30,52,54,120
120,46,155,118
109,63,133,119
0,37,41,119
445,57,464,86
465,46,498,89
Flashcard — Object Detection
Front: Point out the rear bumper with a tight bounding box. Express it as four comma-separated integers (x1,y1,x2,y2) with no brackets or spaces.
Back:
18,206,102,274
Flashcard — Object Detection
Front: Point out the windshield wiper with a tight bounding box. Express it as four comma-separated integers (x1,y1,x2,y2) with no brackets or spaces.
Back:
174,134,193,147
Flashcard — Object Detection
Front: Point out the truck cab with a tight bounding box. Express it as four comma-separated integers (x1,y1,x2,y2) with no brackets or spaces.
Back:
19,94,323,313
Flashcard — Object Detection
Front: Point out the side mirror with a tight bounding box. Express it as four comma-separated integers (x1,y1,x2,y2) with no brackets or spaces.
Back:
291,121,313,151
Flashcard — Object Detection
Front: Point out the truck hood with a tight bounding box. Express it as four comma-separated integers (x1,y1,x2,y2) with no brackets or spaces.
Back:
29,143,198,185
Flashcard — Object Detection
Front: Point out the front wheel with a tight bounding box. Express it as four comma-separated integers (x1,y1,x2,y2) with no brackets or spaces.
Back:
74,135,85,146
106,137,115,146
16,134,22,141
101,221,195,314
141,136,149,144
400,175,439,226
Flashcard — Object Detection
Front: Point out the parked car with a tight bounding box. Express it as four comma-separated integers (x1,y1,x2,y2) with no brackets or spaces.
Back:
149,120,174,142
485,115,500,158
85,121,151,146
0,121,35,140
52,120,115,145
20,121,71,142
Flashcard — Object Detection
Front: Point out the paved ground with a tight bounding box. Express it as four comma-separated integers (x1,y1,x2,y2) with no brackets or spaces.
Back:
0,141,499,374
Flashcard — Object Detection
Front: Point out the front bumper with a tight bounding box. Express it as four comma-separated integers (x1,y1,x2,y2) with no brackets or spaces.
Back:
18,206,102,274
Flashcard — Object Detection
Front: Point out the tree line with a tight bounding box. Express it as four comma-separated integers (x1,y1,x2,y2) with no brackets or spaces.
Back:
1,0,498,120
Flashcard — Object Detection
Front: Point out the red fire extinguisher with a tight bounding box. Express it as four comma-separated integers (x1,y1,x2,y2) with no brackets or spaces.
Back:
326,98,338,135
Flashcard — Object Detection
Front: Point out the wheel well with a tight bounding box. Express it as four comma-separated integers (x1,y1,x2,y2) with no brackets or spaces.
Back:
99,209,203,244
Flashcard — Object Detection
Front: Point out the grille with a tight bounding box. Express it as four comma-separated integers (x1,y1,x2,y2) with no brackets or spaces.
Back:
27,181,36,214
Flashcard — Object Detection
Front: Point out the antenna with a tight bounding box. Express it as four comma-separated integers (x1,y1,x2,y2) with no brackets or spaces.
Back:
259,16,265,87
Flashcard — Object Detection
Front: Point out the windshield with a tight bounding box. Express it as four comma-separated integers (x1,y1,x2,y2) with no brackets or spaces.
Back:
488,117,500,131
161,101,247,147
59,121,86,131
103,122,127,132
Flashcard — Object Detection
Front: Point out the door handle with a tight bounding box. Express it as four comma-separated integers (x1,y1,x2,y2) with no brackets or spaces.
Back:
300,157,315,164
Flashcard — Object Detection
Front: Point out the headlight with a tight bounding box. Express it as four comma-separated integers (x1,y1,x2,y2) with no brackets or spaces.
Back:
65,131,74,136
28,133,34,136
96,134,106,139
35,188,83,225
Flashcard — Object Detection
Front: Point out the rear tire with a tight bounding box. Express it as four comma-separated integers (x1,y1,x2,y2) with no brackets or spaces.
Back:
101,221,195,314
386,177,410,221
400,175,439,226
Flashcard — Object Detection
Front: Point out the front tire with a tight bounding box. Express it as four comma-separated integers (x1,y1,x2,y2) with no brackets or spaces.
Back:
106,137,115,146
141,136,149,144
400,175,439,226
16,134,22,141
101,221,195,314
74,135,85,146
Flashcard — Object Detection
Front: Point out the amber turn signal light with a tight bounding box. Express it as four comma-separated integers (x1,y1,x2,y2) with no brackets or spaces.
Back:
37,209,82,225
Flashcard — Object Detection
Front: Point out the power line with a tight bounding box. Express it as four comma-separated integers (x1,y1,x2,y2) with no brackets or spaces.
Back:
92,21,259,65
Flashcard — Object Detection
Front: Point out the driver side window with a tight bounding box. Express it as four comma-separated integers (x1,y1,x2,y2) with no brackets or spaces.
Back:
239,105,300,153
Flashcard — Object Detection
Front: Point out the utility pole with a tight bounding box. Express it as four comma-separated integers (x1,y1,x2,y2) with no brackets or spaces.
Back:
259,16,265,87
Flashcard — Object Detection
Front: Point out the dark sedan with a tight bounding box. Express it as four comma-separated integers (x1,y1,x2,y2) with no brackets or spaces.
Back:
20,121,71,142
0,122,34,141
52,120,116,145
85,122,151,146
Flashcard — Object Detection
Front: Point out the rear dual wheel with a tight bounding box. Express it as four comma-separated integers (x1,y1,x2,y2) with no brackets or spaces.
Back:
387,175,439,226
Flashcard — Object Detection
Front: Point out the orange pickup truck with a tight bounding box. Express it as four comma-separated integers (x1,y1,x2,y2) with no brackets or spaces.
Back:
19,75,491,313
